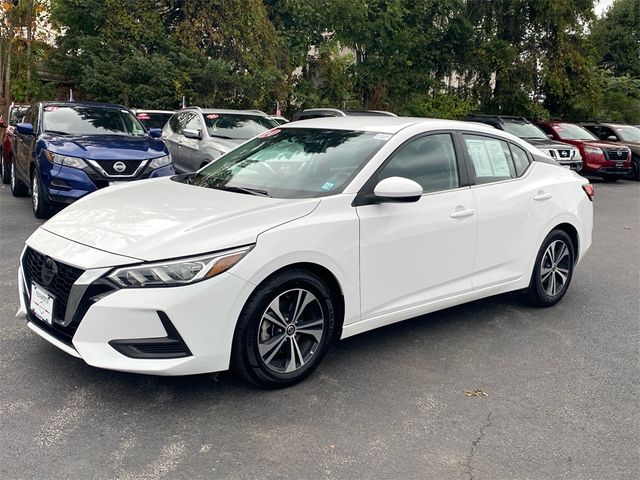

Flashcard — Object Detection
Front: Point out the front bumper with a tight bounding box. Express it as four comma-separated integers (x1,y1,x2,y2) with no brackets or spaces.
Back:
42,160,175,206
17,244,252,376
594,166,633,178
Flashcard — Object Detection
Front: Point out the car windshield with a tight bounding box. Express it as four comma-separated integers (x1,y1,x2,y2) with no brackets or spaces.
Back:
9,106,28,125
188,128,390,198
502,122,548,140
203,113,277,140
553,123,597,140
136,112,173,129
613,126,640,142
42,106,146,136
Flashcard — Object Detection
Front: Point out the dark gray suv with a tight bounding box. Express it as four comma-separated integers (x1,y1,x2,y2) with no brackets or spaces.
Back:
163,108,278,173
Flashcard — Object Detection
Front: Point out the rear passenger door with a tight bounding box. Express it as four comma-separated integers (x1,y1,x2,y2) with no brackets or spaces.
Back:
460,133,548,289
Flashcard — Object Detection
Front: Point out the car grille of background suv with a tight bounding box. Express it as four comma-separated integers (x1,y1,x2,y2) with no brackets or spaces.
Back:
604,148,629,161
92,159,144,176
22,247,85,338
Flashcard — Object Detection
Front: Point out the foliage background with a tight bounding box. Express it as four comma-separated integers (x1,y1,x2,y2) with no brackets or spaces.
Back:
1,0,639,122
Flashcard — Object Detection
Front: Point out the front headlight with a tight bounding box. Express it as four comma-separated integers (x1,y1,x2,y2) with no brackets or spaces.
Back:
149,154,172,169
585,146,603,155
44,150,87,169
107,245,253,288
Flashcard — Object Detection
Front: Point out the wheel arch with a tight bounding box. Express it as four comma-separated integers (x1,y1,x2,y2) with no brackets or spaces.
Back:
245,261,346,342
553,222,580,263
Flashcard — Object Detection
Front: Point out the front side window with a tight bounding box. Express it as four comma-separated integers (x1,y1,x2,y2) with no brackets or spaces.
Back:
463,134,516,184
189,128,389,198
377,134,459,194
203,114,277,140
184,114,202,132
9,106,28,126
41,106,146,136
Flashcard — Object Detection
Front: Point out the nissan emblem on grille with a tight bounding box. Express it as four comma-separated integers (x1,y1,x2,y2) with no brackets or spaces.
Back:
616,149,623,158
41,257,58,286
560,150,568,157
113,161,126,173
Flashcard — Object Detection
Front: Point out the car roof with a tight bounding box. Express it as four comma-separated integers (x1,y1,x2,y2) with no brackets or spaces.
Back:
40,101,129,109
134,109,175,114
279,116,501,135
184,107,269,117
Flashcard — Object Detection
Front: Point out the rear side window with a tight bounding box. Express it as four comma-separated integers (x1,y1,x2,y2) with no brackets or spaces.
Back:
509,144,531,176
463,135,515,183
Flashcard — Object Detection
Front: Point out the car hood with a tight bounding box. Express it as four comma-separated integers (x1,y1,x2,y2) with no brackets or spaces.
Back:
524,138,577,150
42,134,167,160
40,177,320,261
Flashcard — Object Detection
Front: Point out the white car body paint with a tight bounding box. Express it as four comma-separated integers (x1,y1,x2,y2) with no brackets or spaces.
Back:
16,117,593,375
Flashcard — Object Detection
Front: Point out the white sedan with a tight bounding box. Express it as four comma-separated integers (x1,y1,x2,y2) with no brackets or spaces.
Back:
16,117,593,388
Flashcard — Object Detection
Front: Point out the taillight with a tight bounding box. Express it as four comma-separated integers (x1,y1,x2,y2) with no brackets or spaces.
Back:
582,183,594,201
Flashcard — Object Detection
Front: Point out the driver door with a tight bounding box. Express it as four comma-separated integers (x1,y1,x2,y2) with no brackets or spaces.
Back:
356,133,477,322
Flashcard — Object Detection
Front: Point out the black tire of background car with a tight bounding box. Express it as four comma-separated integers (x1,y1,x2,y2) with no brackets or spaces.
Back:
1,151,10,184
10,161,29,197
231,268,336,388
31,170,52,219
524,229,575,307
628,155,640,181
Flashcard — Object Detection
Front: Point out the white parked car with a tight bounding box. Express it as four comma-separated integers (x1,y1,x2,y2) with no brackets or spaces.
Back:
16,117,594,388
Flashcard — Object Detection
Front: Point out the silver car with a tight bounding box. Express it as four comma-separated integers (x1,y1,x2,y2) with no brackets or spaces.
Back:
162,107,278,173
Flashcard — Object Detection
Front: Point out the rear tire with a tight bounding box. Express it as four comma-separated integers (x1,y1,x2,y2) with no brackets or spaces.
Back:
31,170,52,219
10,160,29,197
524,229,575,307
1,150,10,184
231,268,336,388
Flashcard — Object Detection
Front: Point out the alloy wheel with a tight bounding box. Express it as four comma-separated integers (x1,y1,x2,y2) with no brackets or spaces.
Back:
540,240,571,296
257,288,325,374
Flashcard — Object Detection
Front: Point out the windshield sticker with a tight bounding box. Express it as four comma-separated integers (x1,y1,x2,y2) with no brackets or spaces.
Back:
321,182,336,191
44,106,59,112
373,133,392,141
206,114,219,119
258,128,281,138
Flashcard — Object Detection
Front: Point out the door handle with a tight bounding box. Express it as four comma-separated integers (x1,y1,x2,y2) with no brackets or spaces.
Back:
533,191,552,201
450,208,475,219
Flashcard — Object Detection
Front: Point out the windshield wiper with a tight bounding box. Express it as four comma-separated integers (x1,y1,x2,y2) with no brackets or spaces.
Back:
44,129,69,135
210,185,271,197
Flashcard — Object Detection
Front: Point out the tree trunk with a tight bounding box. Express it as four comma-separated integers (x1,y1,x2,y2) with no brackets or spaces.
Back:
26,0,33,101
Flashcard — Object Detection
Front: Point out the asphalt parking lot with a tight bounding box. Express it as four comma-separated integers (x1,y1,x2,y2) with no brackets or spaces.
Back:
0,179,638,480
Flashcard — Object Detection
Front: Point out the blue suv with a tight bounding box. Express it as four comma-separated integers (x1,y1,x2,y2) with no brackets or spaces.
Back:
11,101,175,218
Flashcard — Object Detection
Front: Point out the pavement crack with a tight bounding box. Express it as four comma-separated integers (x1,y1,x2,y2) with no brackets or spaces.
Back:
466,411,493,480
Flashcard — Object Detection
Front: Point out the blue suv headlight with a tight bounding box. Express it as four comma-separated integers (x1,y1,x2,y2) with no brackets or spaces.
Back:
148,154,171,169
44,150,87,169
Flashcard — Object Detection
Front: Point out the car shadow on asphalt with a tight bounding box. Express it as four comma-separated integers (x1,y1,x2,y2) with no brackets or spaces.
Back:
25,290,535,401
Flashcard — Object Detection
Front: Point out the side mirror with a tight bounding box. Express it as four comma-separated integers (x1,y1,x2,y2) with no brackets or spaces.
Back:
183,128,201,140
606,135,617,141
148,128,162,138
547,134,554,139
16,122,34,135
373,177,423,203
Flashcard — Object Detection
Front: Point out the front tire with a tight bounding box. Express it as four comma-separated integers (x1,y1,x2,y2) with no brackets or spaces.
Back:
524,229,575,307
31,170,51,219
1,150,10,184
10,160,29,197
231,268,336,388
628,156,640,181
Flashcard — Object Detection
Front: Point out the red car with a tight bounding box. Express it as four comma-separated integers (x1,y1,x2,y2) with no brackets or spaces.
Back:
0,103,29,184
534,120,632,181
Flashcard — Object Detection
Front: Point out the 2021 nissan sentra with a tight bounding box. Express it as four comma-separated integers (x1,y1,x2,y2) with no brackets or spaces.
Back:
16,117,593,388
